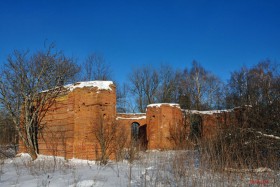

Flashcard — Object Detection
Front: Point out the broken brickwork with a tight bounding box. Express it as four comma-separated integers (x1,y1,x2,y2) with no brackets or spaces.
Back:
19,81,240,160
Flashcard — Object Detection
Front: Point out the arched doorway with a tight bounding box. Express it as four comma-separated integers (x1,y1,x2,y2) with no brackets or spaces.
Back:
131,122,140,143
131,122,147,150
190,114,202,141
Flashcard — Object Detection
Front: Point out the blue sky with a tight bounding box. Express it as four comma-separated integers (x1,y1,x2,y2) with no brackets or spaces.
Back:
0,0,279,84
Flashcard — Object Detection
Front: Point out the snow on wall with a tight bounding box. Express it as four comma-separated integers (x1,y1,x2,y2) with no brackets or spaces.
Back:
117,113,146,115
116,113,146,120
183,109,234,115
183,106,252,115
116,116,146,120
64,81,113,91
147,103,181,108
41,81,114,93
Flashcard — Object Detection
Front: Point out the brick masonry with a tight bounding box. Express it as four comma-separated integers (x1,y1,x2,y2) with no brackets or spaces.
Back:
19,81,241,160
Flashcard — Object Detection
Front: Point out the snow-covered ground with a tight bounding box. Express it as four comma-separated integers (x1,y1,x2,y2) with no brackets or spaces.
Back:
0,150,279,187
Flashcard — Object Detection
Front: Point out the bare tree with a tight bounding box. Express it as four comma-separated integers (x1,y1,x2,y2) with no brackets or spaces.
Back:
226,61,279,107
209,61,280,170
128,62,224,111
205,73,225,109
129,65,159,112
128,68,146,113
176,70,192,109
178,61,224,110
116,82,130,113
0,44,80,160
189,61,208,110
93,115,125,165
83,53,112,81
156,64,178,103
226,60,280,132
0,109,16,146
142,66,159,104
226,66,250,107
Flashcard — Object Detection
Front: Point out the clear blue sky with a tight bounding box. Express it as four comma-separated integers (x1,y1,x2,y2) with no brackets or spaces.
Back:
1,0,279,84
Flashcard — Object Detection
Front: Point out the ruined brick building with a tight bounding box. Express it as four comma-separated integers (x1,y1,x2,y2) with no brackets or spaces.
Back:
19,81,241,160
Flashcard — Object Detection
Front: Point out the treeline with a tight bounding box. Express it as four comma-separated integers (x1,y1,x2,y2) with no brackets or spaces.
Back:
118,61,224,112
0,44,279,146
118,60,279,114
84,52,280,169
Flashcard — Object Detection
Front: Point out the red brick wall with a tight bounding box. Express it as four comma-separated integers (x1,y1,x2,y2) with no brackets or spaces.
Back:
18,81,245,159
72,86,116,160
146,104,183,150
19,82,116,160
38,91,75,158
116,113,147,148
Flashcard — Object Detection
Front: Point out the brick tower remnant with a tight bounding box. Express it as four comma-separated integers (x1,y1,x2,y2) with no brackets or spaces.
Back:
18,80,242,160
71,81,116,160
19,81,116,160
146,103,183,150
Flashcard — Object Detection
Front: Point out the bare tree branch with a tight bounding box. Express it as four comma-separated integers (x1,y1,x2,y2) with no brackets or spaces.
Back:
0,44,80,160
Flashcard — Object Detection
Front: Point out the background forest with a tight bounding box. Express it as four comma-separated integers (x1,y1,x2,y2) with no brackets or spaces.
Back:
0,45,279,170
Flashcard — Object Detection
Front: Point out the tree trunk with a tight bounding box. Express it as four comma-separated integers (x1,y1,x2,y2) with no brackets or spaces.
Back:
29,147,38,160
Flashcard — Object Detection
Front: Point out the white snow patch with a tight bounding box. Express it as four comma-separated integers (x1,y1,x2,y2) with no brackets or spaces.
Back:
225,167,273,173
1,150,278,187
69,158,96,165
184,109,233,115
69,180,96,187
147,103,181,108
15,152,31,158
116,116,146,120
254,167,273,172
64,81,113,91
36,154,65,160
145,166,154,170
257,131,280,140
234,105,252,109
146,149,161,153
41,81,114,93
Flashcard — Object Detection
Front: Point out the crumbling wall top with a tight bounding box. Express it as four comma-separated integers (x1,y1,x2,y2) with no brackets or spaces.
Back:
147,103,181,108
64,81,114,91
183,109,234,115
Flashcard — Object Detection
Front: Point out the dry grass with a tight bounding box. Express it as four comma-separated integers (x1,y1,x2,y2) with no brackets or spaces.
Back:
129,149,279,186
202,126,280,171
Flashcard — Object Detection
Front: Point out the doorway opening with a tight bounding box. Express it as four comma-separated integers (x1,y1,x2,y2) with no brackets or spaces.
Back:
131,122,147,150
190,114,202,141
